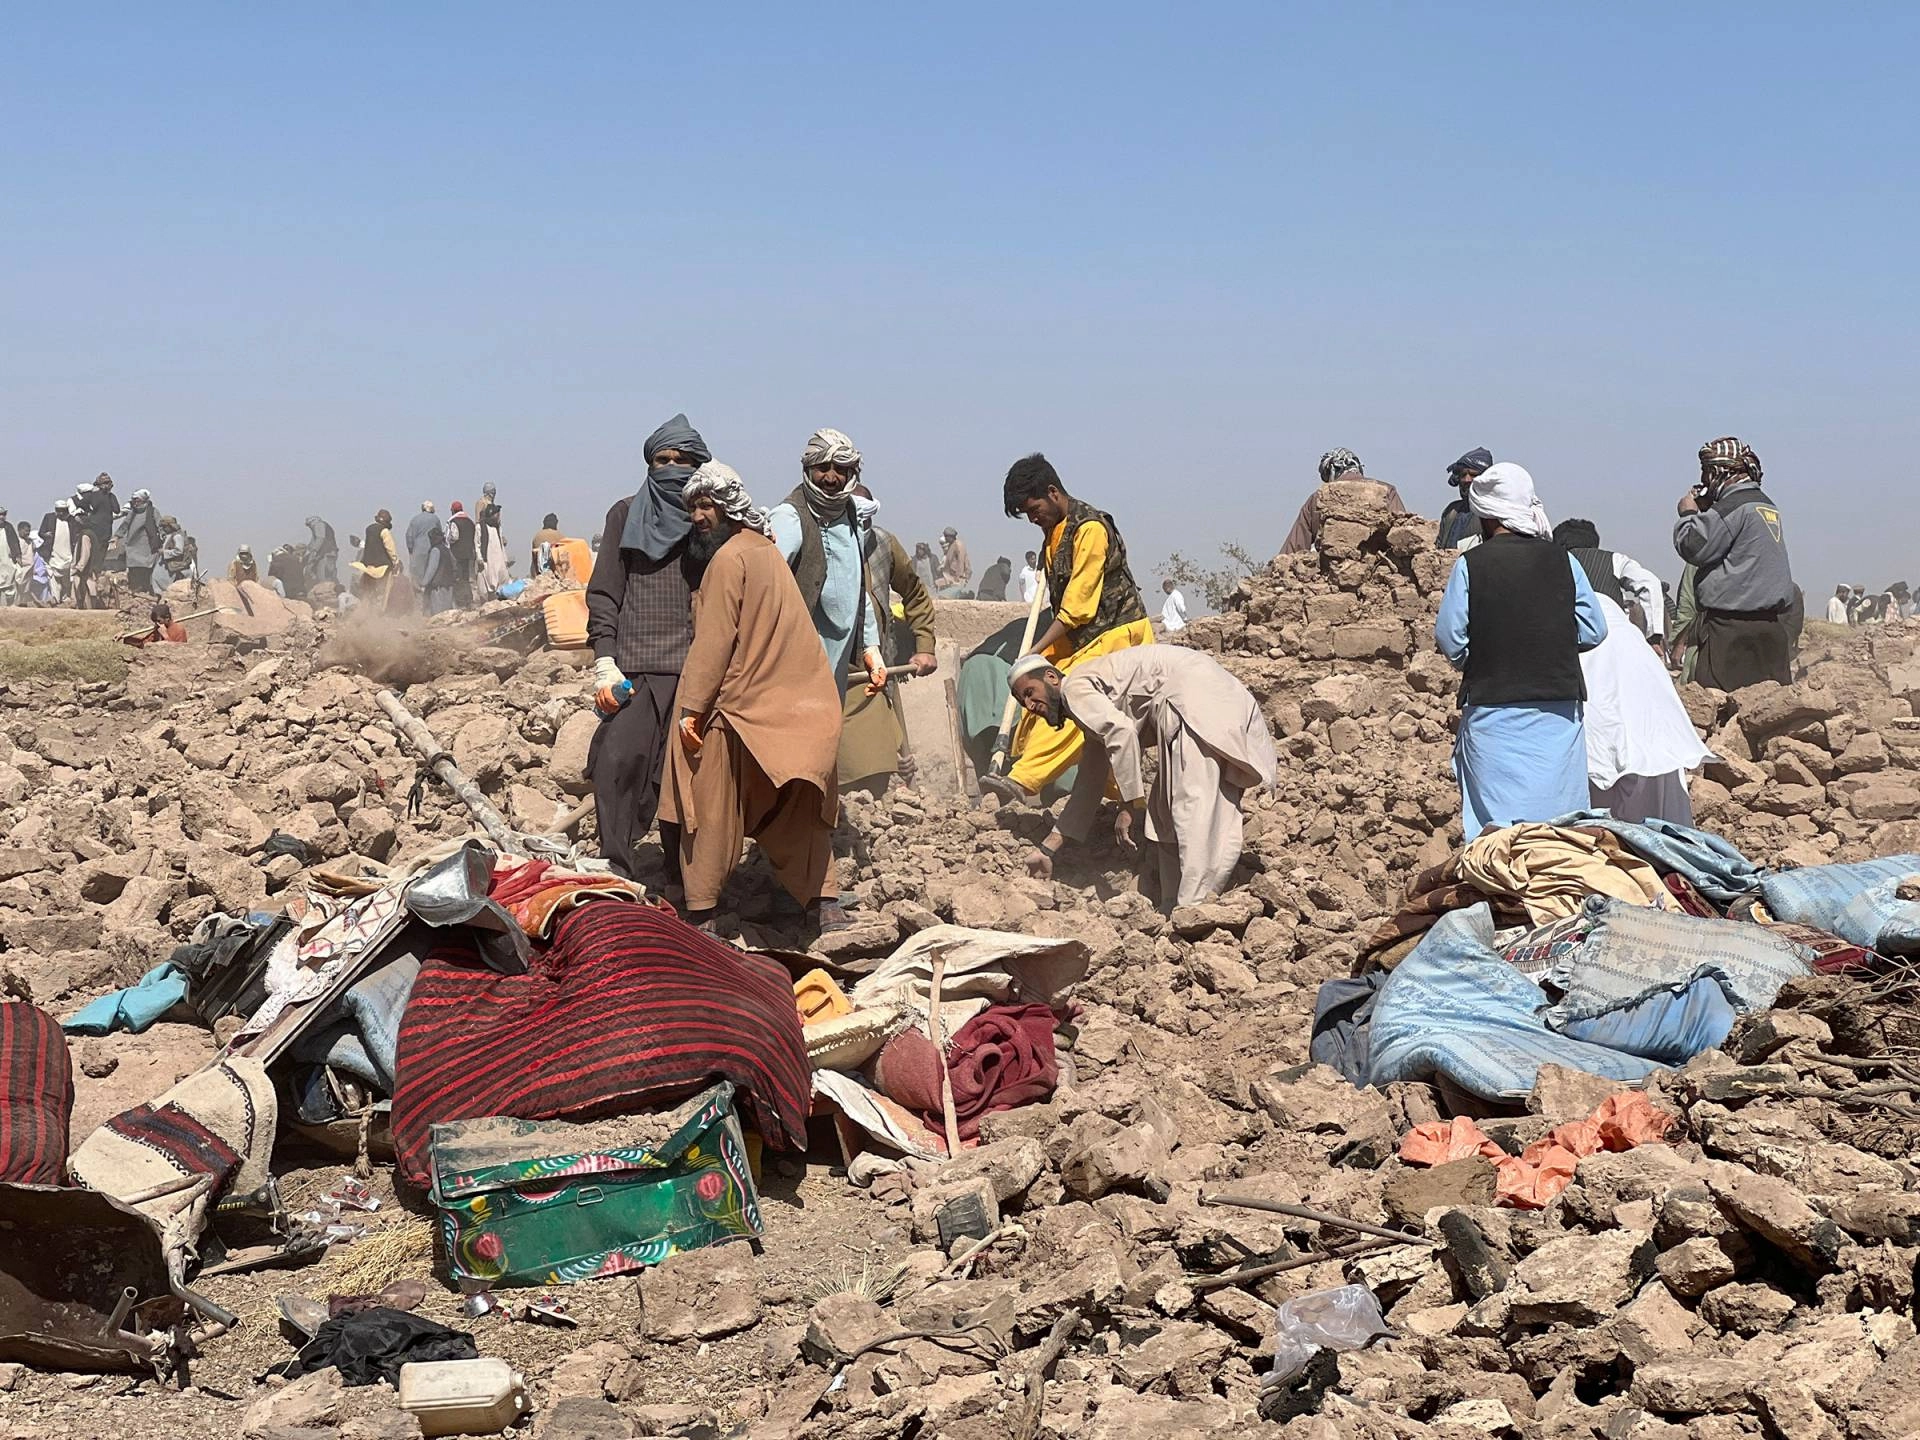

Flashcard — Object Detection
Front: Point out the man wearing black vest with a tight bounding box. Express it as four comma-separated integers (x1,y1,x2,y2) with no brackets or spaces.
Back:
1550,519,1667,642
1674,436,1795,691
1436,463,1608,839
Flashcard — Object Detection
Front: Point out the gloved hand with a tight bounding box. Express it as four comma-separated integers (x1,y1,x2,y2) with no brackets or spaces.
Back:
678,712,706,756
861,646,888,696
593,657,629,716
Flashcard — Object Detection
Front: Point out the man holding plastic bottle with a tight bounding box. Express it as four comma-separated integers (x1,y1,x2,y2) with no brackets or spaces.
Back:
585,414,710,885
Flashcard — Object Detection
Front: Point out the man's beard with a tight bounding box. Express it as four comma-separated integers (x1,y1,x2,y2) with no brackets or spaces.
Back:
1041,685,1067,729
687,524,733,577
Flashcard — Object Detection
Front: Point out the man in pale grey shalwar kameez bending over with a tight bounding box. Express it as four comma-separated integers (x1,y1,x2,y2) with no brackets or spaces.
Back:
1009,646,1278,908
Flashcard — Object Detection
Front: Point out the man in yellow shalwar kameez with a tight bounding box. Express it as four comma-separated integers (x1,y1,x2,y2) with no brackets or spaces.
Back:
980,453,1154,802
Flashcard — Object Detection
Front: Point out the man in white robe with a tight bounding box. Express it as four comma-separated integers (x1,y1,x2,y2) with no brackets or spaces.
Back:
1579,592,1714,824
1010,646,1278,907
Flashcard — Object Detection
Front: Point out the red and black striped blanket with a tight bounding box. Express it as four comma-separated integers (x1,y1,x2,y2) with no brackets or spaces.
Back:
390,900,810,1188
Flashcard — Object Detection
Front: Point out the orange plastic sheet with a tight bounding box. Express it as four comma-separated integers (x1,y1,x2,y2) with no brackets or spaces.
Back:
1398,1092,1676,1210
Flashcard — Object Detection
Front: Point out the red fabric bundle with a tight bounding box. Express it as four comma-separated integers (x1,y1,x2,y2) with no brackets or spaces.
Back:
946,1003,1059,1138
390,901,811,1187
1,1002,73,1184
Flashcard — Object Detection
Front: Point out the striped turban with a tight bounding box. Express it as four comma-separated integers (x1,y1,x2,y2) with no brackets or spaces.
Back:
801,428,862,474
1318,447,1363,483
684,462,769,535
1699,436,1762,486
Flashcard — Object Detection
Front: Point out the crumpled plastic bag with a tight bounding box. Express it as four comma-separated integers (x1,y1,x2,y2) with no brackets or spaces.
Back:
1270,1284,1395,1385
1398,1091,1677,1210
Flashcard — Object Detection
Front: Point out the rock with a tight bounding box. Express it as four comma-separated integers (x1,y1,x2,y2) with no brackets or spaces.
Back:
1435,1397,1518,1434
1560,1146,1697,1229
1737,683,1838,744
535,1396,633,1439
1508,1229,1657,1326
508,783,561,831
1847,1336,1920,1440
1110,1321,1233,1397
1723,1009,1832,1064
1698,1282,1796,1338
1170,892,1263,937
801,1293,887,1364
1526,1064,1636,1122
637,1245,762,1342
1382,1157,1496,1227
347,806,398,862
549,711,598,796
1629,1357,1763,1417
918,1137,1046,1206
1844,777,1920,821
452,714,515,784
1061,1119,1172,1200
1185,940,1257,995
1705,1162,1845,1272
243,1370,344,1437
0,848,49,882
548,1339,632,1399
1657,1237,1742,1299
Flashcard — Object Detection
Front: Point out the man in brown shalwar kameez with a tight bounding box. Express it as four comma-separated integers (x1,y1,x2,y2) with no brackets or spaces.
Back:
659,464,852,931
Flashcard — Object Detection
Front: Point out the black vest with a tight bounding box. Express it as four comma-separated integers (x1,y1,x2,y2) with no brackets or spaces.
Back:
1461,535,1586,707
1568,547,1625,607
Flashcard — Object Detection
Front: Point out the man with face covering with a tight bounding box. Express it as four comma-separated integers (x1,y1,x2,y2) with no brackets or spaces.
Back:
1437,448,1492,550
766,428,888,720
585,413,711,883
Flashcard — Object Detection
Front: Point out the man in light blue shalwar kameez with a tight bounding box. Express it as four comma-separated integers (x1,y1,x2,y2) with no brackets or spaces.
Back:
767,428,888,700
1435,463,1608,839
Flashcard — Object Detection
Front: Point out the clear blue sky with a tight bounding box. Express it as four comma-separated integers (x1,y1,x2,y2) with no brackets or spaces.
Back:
4,3,1915,600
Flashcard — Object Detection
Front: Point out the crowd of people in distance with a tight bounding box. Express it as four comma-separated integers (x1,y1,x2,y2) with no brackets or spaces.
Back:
1828,582,1916,627
0,470,584,625
0,474,196,610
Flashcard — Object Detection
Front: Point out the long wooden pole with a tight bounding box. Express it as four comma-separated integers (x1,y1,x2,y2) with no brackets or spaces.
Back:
989,585,1049,776
927,945,964,1157
374,688,525,855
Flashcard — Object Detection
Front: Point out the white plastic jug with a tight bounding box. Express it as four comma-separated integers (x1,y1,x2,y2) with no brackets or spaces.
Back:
398,1358,530,1437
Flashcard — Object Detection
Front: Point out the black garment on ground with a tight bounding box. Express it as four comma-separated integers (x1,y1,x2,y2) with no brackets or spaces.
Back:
1459,534,1585,707
587,672,682,883
1694,609,1793,691
278,1307,476,1386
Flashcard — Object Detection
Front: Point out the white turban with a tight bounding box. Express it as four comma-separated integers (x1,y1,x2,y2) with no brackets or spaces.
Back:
1007,653,1058,691
684,461,769,535
1466,462,1552,539
802,428,862,473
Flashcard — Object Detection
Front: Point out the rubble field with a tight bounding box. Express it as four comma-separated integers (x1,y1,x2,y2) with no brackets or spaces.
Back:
5,488,1920,1440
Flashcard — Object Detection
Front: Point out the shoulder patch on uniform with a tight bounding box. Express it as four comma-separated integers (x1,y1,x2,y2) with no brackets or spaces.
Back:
1756,506,1782,544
